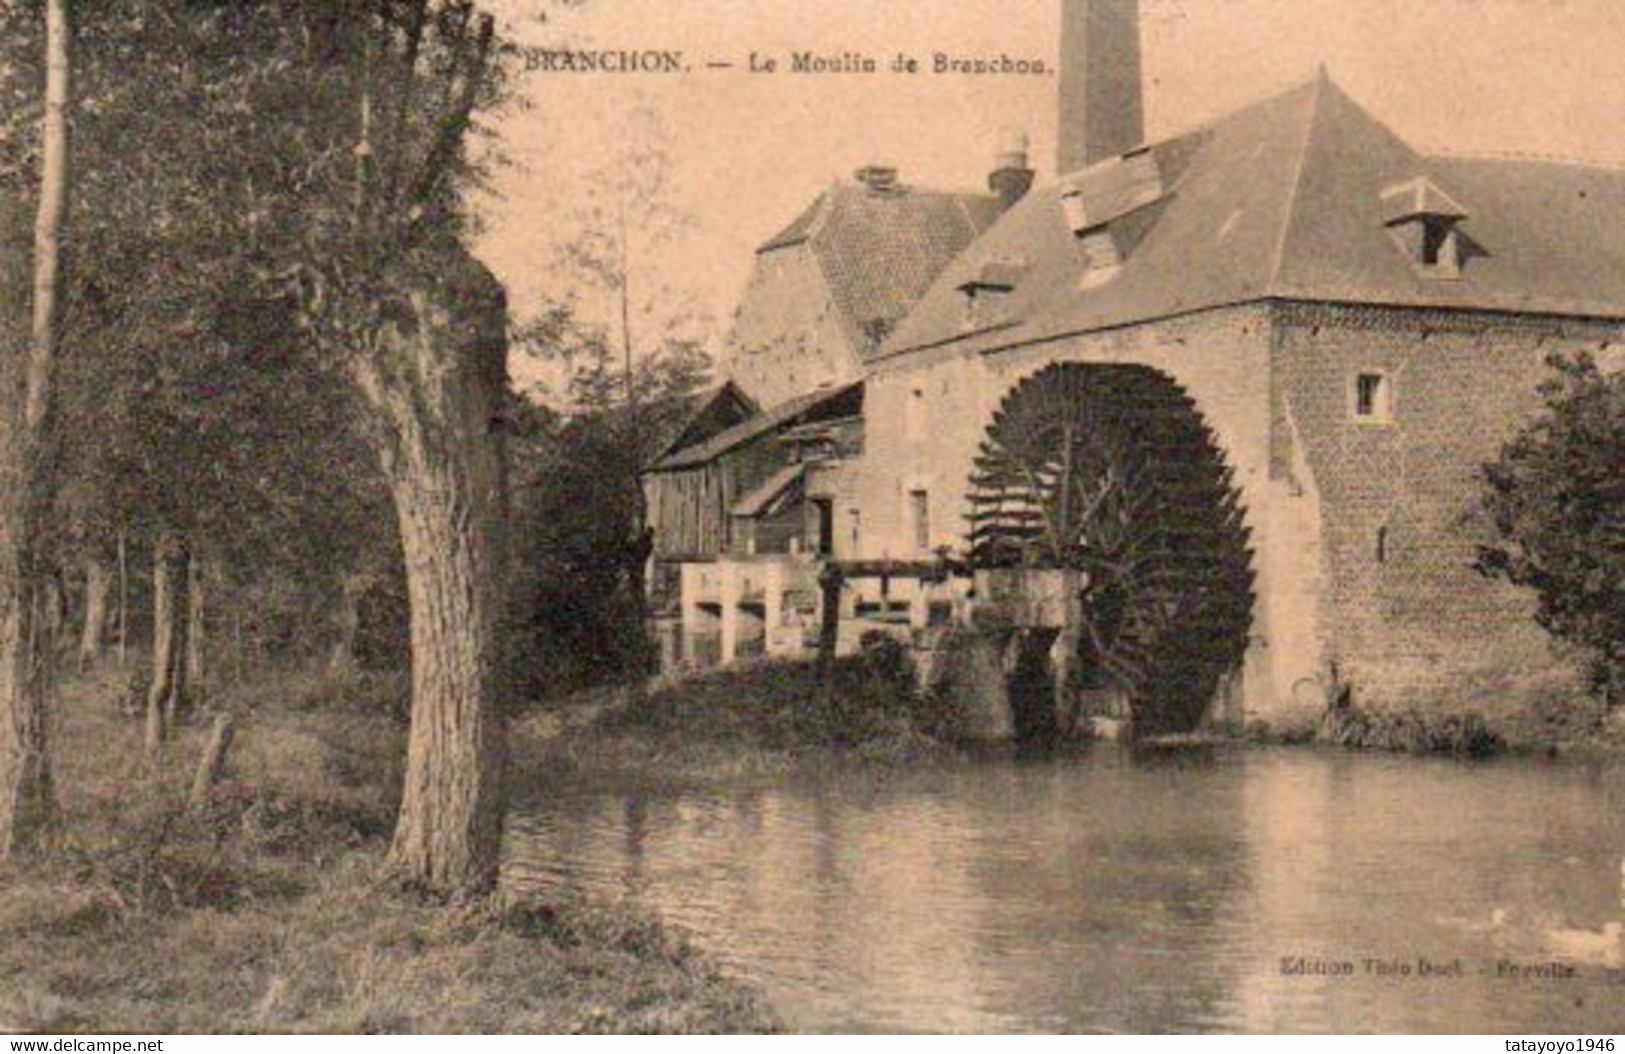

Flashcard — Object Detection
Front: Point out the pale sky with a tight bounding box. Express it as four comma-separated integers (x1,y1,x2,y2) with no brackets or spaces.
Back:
475,0,1625,391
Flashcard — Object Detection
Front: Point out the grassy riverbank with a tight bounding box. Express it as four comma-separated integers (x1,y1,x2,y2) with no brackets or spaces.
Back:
537,641,1625,783
0,667,777,1034
1296,666,1625,761
528,645,966,792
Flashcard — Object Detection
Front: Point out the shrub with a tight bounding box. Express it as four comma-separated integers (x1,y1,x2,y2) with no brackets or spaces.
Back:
1479,353,1625,705
1319,705,1506,758
603,637,969,759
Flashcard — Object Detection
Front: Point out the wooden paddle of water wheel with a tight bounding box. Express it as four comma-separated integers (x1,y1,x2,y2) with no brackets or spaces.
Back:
968,363,1256,737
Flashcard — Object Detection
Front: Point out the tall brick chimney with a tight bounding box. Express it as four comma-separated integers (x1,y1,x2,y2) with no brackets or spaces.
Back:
1057,0,1145,176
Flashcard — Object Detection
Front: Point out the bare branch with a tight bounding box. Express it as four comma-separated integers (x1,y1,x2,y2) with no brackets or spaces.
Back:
405,8,492,218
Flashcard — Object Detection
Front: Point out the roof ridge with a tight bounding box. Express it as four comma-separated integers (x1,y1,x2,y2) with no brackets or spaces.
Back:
755,190,832,253
1159,68,1329,149
950,189,1001,230
1424,146,1625,173
805,187,837,242
652,381,862,471
1266,70,1331,291
830,179,992,201
1050,72,1329,186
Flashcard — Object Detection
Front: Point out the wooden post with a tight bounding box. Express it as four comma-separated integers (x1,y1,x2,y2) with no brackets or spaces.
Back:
816,562,843,681
1054,571,1085,736
189,714,235,809
718,562,739,665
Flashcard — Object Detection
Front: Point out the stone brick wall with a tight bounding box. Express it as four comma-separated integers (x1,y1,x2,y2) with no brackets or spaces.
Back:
830,299,1619,722
1273,302,1621,709
725,245,862,409
857,307,1330,722
855,300,1623,722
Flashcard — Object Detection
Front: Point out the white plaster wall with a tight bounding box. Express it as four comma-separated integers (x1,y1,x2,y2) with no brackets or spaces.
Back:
725,246,862,409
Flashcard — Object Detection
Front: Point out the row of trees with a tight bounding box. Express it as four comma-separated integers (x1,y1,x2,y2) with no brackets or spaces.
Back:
0,0,548,894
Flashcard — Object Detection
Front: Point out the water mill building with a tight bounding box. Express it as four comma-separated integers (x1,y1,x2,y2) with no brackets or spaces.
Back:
642,0,1625,735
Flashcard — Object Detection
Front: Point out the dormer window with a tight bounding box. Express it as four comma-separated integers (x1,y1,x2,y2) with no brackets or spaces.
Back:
1074,226,1123,287
1061,193,1123,286
957,260,1026,326
1381,177,1469,279
958,260,1024,298
1061,149,1163,288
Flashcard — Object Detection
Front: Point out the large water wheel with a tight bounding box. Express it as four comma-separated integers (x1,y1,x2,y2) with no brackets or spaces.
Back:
968,363,1255,736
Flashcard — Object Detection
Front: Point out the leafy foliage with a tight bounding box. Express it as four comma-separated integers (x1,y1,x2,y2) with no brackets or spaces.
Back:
591,638,962,763
4,3,409,665
1478,353,1625,702
506,315,712,702
0,2,535,669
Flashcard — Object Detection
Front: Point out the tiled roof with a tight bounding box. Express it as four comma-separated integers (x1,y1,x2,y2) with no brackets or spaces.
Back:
647,381,760,466
880,72,1625,365
650,381,863,472
731,463,806,518
758,182,1003,361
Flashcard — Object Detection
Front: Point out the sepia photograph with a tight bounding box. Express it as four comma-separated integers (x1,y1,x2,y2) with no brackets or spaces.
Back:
0,0,1623,1038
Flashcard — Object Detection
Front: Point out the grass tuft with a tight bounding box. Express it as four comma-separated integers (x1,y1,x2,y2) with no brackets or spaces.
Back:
0,663,777,1034
1318,704,1507,758
533,640,967,792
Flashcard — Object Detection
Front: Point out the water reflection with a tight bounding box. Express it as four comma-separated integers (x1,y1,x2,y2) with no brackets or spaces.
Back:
504,749,1625,1033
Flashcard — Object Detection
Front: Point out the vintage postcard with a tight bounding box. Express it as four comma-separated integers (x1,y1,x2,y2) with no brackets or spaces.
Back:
0,0,1622,1039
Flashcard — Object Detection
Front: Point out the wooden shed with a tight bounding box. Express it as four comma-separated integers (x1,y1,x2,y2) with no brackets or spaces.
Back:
643,382,864,564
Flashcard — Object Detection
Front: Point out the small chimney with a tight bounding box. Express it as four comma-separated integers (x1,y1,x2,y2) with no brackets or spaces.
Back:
1057,0,1146,176
855,164,901,194
988,129,1036,211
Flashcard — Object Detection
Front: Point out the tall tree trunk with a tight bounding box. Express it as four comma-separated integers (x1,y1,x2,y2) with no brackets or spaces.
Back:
0,578,55,857
145,533,189,752
0,0,70,860
615,204,653,685
78,557,108,668
350,263,508,896
185,553,204,708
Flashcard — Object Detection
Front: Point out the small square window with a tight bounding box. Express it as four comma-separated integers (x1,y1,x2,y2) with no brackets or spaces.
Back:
908,489,931,552
1353,372,1393,423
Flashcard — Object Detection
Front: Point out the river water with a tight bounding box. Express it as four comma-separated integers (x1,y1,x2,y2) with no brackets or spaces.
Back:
505,748,1625,1033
